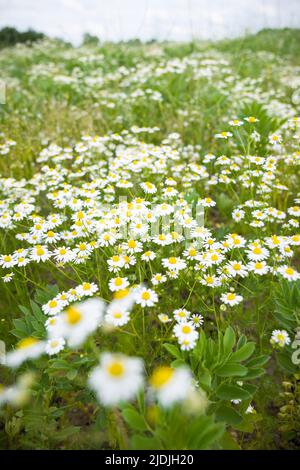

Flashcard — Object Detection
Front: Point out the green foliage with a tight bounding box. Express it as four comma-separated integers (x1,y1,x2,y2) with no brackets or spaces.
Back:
0,27,45,49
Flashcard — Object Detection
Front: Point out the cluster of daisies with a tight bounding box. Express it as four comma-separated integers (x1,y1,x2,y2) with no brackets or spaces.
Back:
0,123,299,361
0,92,299,413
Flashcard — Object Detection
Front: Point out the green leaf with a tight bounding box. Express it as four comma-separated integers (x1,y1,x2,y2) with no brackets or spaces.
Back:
171,359,186,368
215,363,248,377
216,405,243,426
223,327,236,355
131,435,161,450
163,343,182,359
230,342,255,362
66,369,78,380
246,355,269,368
244,367,265,379
276,351,297,373
220,431,241,450
122,408,147,431
216,384,251,401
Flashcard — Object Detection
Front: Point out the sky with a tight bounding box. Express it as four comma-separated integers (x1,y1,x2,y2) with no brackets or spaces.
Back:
0,0,299,44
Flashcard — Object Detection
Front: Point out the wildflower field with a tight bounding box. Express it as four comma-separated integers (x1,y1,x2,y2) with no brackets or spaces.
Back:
0,28,300,450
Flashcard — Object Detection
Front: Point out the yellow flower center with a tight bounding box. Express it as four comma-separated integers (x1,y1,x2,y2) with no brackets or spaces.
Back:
227,293,236,301
66,306,82,325
182,325,191,334
285,267,294,276
142,291,150,300
114,277,123,286
49,300,58,308
107,361,124,377
150,367,174,389
113,312,122,319
17,337,38,349
114,288,129,300
128,240,136,249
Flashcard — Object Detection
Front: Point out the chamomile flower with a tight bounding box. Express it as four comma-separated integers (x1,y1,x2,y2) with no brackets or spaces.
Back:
135,288,158,307
104,306,130,327
53,246,75,263
248,261,269,275
141,251,156,261
158,313,172,323
42,298,65,316
31,245,51,263
215,131,233,139
277,265,300,281
173,321,199,343
88,353,144,406
2,272,14,282
173,308,191,322
244,116,259,123
58,298,105,347
6,337,46,368
149,366,193,407
220,292,243,306
45,337,65,355
75,282,98,297
108,276,130,292
162,257,187,271
225,261,248,278
271,330,290,347
269,134,282,146
151,273,167,285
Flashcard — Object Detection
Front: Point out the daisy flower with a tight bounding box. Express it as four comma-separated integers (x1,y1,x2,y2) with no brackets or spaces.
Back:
244,116,259,123
58,298,105,347
271,330,290,347
31,245,51,263
88,353,144,406
158,313,172,323
248,261,269,275
108,277,130,292
173,308,191,322
42,298,65,316
162,257,187,271
104,307,131,327
6,337,46,368
277,265,300,281
220,292,243,306
173,321,199,343
53,246,75,263
215,131,233,139
151,273,167,285
135,288,158,307
149,366,193,407
141,251,156,262
75,282,98,297
45,337,65,355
